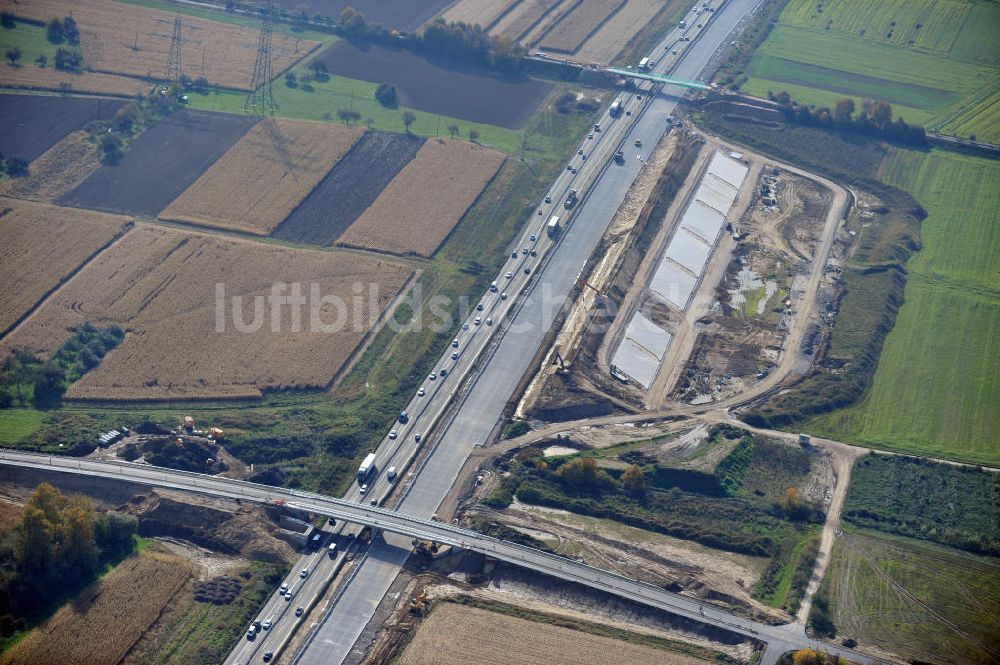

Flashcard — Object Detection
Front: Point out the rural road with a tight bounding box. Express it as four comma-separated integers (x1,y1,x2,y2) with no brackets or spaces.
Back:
0,449,876,665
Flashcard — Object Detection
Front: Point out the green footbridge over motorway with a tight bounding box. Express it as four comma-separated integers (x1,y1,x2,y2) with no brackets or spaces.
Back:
604,67,713,90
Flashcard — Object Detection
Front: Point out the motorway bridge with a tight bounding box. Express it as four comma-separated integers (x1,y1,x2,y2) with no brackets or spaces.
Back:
0,450,871,665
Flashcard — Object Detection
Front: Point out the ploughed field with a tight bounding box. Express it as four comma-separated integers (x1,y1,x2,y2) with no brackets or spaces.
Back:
0,224,414,400
59,110,259,217
273,130,423,245
160,119,364,235
0,0,318,91
316,41,552,129
0,199,130,337
338,138,505,256
0,95,122,162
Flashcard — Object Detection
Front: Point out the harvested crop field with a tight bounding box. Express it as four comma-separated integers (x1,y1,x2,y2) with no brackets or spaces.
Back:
339,138,505,256
398,603,713,665
574,0,672,64
0,551,191,665
160,119,364,235
0,62,150,97
317,41,552,128
1,224,414,400
60,110,258,217
539,0,627,54
443,0,518,30
0,0,317,91
277,0,449,30
273,131,423,245
0,131,103,203
0,199,131,338
492,0,562,41
0,94,122,162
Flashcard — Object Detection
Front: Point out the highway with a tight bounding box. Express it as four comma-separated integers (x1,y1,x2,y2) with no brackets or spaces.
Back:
0,449,871,665
290,1,776,663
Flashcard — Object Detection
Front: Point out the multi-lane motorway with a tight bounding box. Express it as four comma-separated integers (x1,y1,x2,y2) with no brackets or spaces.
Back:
0,449,872,665
0,2,841,664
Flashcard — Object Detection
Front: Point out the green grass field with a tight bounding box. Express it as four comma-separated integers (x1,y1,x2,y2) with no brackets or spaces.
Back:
186,70,527,154
0,410,45,445
819,528,1000,665
809,148,1000,465
741,0,1000,143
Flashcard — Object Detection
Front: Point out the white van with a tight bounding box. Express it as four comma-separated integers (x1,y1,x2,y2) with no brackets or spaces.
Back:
327,543,337,557
386,466,398,481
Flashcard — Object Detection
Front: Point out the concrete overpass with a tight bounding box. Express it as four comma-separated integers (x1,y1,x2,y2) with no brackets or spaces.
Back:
0,450,872,664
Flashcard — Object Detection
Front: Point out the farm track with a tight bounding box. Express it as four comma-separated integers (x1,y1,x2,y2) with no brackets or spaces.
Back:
273,131,424,246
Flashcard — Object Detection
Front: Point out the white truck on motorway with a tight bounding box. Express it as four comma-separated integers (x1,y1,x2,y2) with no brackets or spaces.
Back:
609,98,623,117
546,215,561,238
357,452,377,483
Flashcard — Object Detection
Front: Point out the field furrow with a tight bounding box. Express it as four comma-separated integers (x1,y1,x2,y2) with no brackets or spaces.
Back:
538,0,627,54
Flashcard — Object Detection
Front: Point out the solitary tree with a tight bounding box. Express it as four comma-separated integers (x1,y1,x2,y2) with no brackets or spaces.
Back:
46,18,64,44
338,108,361,125
375,83,396,107
447,123,459,138
35,54,48,68
621,464,647,497
1,12,15,29
5,46,21,65
402,110,416,133
468,127,480,143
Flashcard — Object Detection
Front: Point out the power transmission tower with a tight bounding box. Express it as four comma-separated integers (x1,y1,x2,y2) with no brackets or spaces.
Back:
152,16,201,85
245,0,277,116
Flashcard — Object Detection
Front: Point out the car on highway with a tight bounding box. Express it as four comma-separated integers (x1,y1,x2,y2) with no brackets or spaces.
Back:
577,149,584,155
588,133,593,139
280,582,288,593
386,466,397,481
262,618,272,630
429,372,437,380
440,368,447,376
359,484,368,495
505,271,513,279
299,568,308,578
295,607,304,617
284,590,293,600
485,318,493,326
529,234,537,242
263,653,273,662
418,387,425,396
511,251,518,259
414,433,422,442
451,352,458,360
462,323,469,331
570,166,577,174
544,195,551,203
452,338,459,348
328,542,338,556
500,292,508,300
388,430,397,439
474,316,481,326
581,154,587,161
247,626,257,640
370,498,378,507
477,303,485,311
524,267,532,274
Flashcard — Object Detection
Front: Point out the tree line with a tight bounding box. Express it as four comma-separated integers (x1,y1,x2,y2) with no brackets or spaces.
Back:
0,483,138,640
767,91,928,146
339,7,526,72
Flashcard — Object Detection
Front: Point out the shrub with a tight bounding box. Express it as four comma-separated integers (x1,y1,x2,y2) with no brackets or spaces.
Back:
375,83,397,107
